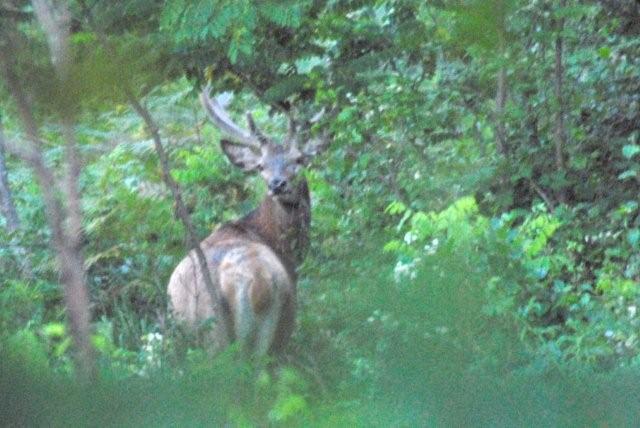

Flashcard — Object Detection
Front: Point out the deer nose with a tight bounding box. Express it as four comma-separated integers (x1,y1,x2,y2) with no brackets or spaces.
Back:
268,177,287,194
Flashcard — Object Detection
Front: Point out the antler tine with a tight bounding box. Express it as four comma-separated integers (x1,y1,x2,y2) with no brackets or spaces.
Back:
200,84,260,149
245,113,269,146
309,107,326,124
287,115,300,150
298,106,330,156
287,115,297,143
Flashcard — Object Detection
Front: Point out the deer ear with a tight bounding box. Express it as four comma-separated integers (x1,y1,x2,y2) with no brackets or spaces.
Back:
220,139,261,172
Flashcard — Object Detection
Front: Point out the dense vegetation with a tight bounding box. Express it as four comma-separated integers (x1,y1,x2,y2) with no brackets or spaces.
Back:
1,0,640,425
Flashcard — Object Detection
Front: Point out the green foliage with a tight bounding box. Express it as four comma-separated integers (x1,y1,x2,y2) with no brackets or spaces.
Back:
2,0,640,424
160,0,311,64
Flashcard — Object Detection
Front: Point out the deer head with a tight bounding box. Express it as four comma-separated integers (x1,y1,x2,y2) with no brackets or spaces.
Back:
200,86,328,205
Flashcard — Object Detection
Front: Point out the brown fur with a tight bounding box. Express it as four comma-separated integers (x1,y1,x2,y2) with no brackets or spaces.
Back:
250,266,273,314
167,180,310,355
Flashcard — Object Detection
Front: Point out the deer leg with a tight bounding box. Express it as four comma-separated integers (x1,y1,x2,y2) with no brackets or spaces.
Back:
254,290,282,356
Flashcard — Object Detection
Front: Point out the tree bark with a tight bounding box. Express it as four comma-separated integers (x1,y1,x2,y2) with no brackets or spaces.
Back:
0,0,95,380
493,13,509,157
0,116,21,234
33,0,94,380
0,59,95,381
553,0,567,203
495,64,508,156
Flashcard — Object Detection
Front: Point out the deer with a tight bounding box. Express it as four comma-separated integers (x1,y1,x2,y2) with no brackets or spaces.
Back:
167,86,328,357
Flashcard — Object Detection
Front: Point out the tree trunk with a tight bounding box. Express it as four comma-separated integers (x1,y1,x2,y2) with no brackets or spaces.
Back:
493,20,509,157
0,0,96,380
495,64,508,156
0,116,21,234
554,0,567,204
33,0,95,380
0,58,95,380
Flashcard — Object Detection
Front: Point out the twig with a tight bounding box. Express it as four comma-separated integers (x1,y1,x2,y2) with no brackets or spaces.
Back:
126,91,235,343
79,2,235,343
528,178,556,212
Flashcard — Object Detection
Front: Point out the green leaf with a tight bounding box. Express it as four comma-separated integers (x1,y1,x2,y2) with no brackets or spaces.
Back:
295,56,328,74
262,75,307,103
622,144,640,159
597,46,611,59
618,170,637,180
6,331,49,373
258,1,304,28
269,394,308,422
42,323,66,338
410,211,433,239
570,154,588,170
628,229,640,248
383,240,403,253
385,201,407,215
54,337,72,358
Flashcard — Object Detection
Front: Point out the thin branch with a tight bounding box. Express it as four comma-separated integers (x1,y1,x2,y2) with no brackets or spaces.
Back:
126,91,235,343
529,178,556,211
0,44,66,261
494,64,508,156
1,136,41,164
192,104,204,147
0,6,32,21
0,114,34,279
78,1,235,344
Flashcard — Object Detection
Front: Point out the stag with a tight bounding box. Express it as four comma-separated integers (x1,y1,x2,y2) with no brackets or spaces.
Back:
167,87,328,356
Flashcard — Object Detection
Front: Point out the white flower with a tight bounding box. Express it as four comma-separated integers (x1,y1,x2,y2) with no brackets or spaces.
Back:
625,335,637,349
424,238,440,255
404,231,418,245
393,259,418,283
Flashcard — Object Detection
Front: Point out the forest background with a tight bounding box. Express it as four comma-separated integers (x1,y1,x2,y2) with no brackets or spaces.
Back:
1,0,640,425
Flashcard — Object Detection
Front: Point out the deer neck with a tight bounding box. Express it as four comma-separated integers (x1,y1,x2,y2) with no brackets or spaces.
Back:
242,179,310,280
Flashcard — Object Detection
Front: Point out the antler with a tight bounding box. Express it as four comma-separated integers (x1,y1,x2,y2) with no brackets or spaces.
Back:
289,106,329,155
246,113,270,146
285,114,299,150
200,84,263,149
